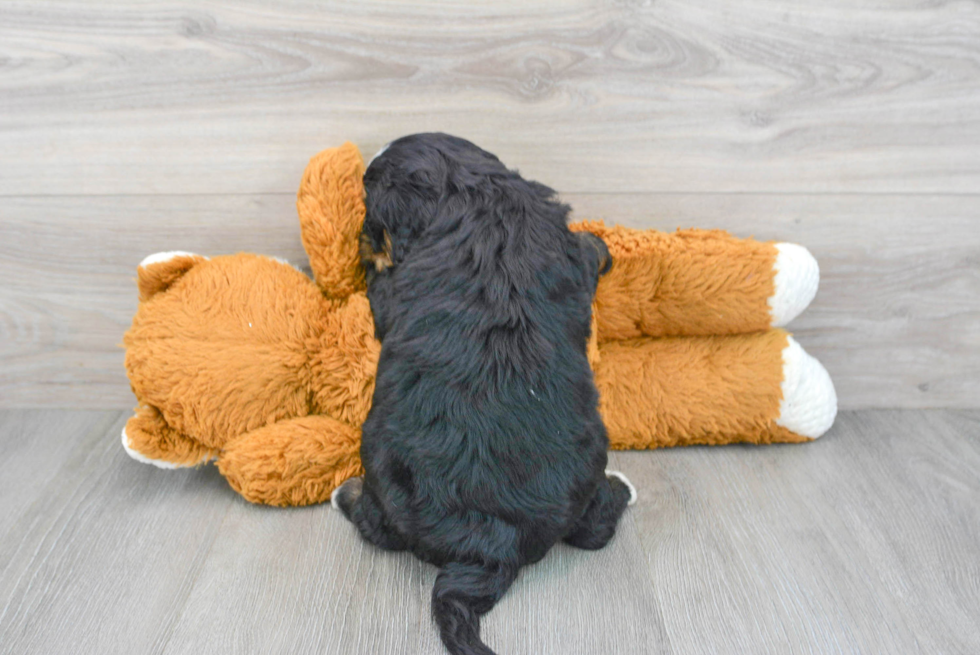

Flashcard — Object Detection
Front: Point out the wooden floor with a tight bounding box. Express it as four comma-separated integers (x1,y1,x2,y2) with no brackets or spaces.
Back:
2,3,979,654
1,409,978,655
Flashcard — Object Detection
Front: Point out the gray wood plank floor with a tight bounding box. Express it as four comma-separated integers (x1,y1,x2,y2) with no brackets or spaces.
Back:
2,409,978,655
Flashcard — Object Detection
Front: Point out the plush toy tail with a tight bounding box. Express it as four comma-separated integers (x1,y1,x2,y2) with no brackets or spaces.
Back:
570,221,819,341
596,329,837,448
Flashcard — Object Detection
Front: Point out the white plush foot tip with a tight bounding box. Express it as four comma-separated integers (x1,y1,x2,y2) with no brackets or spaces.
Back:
769,243,819,327
606,470,638,506
776,336,838,439
139,251,207,268
121,427,181,469
121,426,215,469
330,485,343,511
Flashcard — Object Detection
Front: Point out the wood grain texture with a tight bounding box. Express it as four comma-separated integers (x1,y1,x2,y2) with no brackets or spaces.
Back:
624,409,980,655
1,409,978,654
2,193,977,409
0,411,236,655
0,410,117,542
1,0,979,195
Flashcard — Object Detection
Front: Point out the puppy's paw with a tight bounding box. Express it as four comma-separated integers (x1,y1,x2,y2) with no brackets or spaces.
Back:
331,476,364,516
605,469,637,506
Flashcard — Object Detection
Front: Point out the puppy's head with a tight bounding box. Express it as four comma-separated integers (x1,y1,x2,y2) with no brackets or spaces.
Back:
361,133,556,275
362,133,610,322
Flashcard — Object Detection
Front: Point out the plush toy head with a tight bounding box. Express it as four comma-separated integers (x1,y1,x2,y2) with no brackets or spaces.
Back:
123,144,379,505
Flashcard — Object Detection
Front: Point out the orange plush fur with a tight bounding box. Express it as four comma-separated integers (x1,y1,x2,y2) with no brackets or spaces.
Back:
123,143,832,507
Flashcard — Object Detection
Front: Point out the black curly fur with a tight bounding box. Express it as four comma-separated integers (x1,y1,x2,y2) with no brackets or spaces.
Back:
334,133,632,655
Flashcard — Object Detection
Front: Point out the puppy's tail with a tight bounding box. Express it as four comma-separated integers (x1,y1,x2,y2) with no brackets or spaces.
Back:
432,560,518,655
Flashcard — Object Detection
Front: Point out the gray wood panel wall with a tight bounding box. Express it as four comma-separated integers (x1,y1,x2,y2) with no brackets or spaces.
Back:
1,1,978,409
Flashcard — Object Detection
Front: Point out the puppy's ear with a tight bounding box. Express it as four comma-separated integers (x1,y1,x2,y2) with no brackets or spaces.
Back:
578,233,612,278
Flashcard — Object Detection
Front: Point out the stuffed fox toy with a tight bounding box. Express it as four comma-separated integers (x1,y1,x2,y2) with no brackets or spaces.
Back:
122,143,837,507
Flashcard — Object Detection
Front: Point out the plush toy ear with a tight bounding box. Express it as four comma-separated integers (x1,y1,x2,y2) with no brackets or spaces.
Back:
297,142,368,299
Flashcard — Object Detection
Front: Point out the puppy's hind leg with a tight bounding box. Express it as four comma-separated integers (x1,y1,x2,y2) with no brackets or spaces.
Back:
563,471,636,550
331,478,408,552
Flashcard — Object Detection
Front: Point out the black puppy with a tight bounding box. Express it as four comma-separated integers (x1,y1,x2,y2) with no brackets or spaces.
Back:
332,133,636,655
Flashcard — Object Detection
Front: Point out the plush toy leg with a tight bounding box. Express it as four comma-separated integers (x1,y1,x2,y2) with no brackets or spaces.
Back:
570,221,819,341
122,405,218,468
136,251,209,302
217,415,364,507
595,329,837,448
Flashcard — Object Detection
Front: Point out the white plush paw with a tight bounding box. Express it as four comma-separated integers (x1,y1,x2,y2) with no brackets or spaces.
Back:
776,337,838,439
139,251,208,268
605,470,638,506
121,426,182,469
769,243,819,327
120,427,214,469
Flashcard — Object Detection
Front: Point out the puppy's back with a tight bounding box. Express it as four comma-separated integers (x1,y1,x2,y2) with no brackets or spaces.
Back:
360,133,610,655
